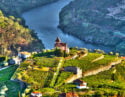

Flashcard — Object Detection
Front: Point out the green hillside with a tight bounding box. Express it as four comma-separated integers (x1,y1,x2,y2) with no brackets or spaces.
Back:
0,11,44,56
12,48,125,97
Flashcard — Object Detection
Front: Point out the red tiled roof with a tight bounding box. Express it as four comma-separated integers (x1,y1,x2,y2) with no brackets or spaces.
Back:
55,43,67,48
32,92,42,94
66,92,79,97
60,43,66,46
121,57,125,59
79,84,86,86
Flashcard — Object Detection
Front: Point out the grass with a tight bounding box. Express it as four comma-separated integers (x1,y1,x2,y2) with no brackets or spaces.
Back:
0,65,23,97
5,81,22,97
0,65,18,82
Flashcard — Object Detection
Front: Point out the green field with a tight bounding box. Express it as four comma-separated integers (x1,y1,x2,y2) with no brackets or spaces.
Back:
2,81,22,97
0,65,23,97
0,66,17,82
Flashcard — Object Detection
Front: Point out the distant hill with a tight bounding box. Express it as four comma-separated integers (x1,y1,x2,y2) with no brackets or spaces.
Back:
59,0,125,55
0,0,58,16
0,11,44,56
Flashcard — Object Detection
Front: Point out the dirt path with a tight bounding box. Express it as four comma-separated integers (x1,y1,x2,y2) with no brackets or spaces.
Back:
50,58,64,87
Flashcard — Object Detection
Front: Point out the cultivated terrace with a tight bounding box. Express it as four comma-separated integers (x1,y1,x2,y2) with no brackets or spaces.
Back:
0,48,125,97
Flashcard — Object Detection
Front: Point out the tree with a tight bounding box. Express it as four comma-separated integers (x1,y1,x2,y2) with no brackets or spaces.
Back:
115,53,119,57
0,85,8,96
54,48,64,57
118,91,125,97
94,91,104,97
0,10,4,17
0,10,43,56
109,52,113,55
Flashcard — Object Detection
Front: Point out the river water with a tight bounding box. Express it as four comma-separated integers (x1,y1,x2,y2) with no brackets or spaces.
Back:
22,0,112,52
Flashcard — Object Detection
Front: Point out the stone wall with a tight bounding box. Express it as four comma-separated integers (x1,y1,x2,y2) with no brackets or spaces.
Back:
65,67,82,83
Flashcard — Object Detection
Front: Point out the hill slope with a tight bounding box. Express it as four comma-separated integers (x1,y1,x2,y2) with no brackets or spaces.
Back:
59,0,125,55
0,11,44,55
12,49,125,97
0,0,58,16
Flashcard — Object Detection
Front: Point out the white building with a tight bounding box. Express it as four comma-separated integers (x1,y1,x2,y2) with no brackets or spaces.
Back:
13,57,22,65
30,92,42,97
18,52,31,59
8,57,22,65
76,81,89,89
76,84,89,89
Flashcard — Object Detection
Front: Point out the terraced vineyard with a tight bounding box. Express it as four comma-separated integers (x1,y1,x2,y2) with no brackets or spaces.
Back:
63,53,120,72
11,49,125,97
12,57,61,92
81,62,125,96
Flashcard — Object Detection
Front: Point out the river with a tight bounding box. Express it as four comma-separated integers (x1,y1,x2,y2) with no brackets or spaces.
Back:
22,0,113,52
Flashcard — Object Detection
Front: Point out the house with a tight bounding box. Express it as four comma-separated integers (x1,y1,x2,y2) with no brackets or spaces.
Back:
73,79,87,85
76,84,88,89
8,57,22,65
18,52,31,59
73,79,88,89
55,37,69,53
64,66,77,74
64,67,82,76
59,92,79,97
121,56,125,60
30,92,42,97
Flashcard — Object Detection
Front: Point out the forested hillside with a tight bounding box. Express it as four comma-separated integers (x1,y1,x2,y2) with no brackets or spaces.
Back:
0,11,44,56
59,0,125,55
0,0,58,16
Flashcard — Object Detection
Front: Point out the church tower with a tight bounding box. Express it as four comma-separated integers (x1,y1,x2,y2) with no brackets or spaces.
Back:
55,37,61,43
54,37,69,53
